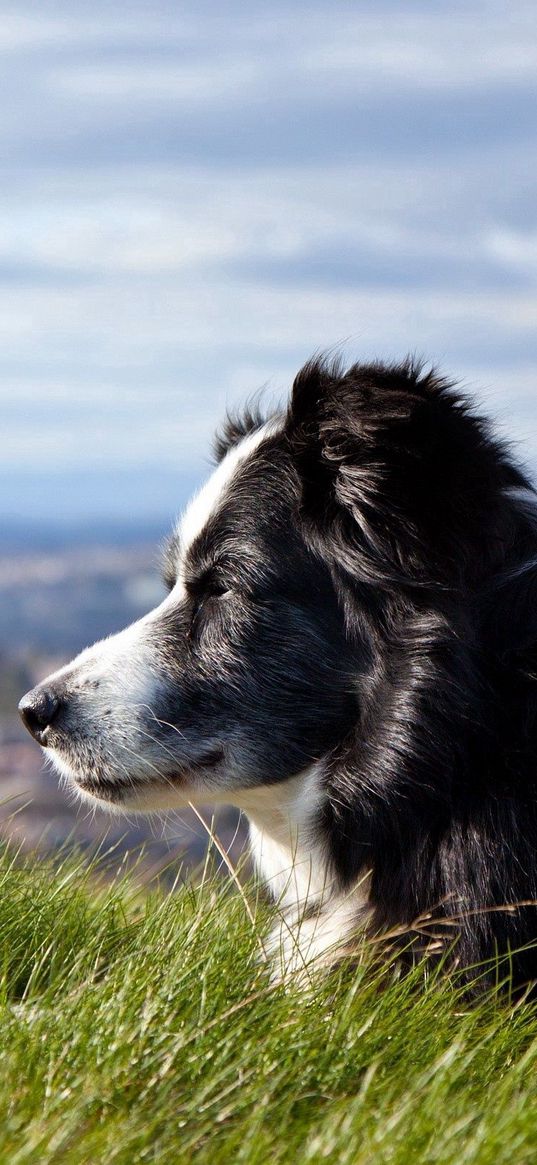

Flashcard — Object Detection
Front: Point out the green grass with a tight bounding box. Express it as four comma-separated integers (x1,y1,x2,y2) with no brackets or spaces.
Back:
0,846,536,1164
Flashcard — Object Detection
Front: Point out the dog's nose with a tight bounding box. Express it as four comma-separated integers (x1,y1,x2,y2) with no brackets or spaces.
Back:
18,686,61,743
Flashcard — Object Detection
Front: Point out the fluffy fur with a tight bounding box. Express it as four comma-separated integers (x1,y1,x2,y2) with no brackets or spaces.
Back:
19,357,537,993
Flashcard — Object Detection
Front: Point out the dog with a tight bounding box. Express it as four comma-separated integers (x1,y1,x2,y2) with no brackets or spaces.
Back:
19,357,537,990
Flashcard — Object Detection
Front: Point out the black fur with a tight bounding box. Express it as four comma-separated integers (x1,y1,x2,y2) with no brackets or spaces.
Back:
286,358,537,991
213,400,267,463
20,354,537,994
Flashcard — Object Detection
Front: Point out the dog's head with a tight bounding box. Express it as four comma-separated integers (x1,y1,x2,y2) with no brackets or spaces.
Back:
18,358,527,812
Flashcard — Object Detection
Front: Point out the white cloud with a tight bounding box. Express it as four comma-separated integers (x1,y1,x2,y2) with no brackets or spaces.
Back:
54,61,260,105
0,9,197,53
1,273,536,390
2,411,216,471
41,6,537,114
1,276,535,356
0,0,536,517
0,154,533,280
300,13,537,92
484,229,537,280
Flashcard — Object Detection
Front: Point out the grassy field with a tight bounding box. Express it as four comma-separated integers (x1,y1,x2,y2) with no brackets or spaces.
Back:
0,844,537,1164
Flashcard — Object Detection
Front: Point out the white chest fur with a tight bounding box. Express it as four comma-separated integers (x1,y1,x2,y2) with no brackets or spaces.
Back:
234,767,372,981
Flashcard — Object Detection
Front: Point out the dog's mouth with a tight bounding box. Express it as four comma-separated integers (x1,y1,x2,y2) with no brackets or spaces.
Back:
74,774,132,803
54,745,226,806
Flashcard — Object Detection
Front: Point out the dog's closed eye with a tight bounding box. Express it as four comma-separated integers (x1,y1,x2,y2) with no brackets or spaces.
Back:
194,579,232,603
187,574,234,620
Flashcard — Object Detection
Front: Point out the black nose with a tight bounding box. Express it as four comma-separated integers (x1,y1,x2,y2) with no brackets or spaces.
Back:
18,686,60,743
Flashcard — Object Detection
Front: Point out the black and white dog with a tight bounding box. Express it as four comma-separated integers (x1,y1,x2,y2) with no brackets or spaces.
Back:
19,358,537,989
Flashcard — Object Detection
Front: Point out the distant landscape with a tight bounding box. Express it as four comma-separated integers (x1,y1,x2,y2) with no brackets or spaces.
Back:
0,520,246,879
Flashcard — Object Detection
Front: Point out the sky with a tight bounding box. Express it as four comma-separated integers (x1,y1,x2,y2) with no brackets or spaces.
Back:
2,0,537,525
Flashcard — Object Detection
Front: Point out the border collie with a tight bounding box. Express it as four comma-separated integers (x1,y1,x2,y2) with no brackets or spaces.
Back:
19,358,537,991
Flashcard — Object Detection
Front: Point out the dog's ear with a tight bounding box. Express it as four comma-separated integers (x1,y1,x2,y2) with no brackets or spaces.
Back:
287,357,524,587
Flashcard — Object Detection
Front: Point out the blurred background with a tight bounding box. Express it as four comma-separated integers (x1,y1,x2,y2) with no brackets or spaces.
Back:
2,0,537,876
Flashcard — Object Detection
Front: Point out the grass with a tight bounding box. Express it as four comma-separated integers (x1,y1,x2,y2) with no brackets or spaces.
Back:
0,844,536,1164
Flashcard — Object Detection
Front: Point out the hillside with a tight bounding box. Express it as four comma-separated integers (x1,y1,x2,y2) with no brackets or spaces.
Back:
1,846,537,1164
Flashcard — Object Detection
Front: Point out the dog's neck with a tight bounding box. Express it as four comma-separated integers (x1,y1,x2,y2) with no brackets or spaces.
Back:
234,766,372,980
234,766,332,917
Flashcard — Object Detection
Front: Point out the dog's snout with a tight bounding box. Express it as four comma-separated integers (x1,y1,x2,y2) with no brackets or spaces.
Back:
18,686,61,744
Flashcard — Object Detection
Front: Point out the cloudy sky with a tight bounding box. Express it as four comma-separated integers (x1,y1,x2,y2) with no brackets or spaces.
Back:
3,0,537,524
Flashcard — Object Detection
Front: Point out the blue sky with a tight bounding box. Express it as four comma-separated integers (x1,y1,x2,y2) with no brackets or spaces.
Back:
2,0,537,524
